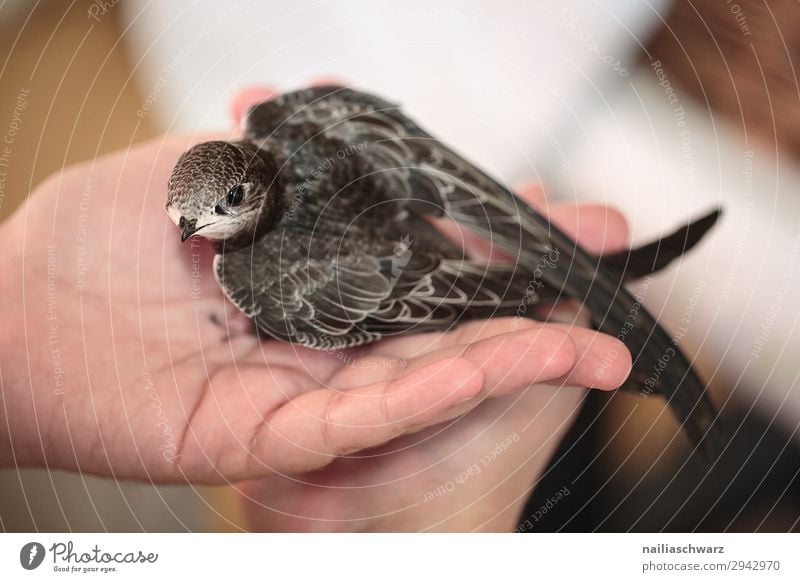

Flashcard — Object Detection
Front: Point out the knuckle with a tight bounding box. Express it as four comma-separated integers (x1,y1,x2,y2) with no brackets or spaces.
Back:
320,389,348,454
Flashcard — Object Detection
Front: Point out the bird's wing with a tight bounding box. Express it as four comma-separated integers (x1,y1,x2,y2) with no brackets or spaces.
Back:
245,85,559,261
214,236,391,349
246,85,720,282
214,230,534,349
244,86,725,461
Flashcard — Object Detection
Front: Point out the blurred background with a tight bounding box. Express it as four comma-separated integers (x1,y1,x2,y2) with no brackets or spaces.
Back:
1,0,798,531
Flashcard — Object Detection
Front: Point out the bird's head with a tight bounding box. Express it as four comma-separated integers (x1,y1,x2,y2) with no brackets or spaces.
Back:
166,140,275,243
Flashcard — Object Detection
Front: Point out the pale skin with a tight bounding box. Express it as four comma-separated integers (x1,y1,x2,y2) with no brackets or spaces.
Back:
0,86,632,531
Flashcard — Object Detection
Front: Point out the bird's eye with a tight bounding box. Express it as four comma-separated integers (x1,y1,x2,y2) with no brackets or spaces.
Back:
226,184,245,207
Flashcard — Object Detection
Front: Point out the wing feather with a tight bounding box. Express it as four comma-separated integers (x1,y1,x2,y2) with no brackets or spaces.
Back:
241,86,724,461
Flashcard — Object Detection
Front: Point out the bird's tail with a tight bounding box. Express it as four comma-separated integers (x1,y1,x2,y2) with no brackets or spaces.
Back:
487,204,725,463
564,209,726,463
599,209,722,281
580,273,725,463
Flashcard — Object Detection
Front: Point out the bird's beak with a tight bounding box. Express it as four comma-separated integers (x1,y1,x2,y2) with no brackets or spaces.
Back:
179,217,199,243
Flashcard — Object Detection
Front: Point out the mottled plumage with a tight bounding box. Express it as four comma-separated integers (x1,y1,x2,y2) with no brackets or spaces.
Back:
166,85,724,461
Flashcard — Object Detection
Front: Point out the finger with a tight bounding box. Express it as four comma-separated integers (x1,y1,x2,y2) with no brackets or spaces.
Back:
375,315,563,358
249,357,485,474
409,321,628,391
515,180,547,206
331,326,577,395
544,322,632,390
400,326,578,396
376,317,629,390
548,203,629,255
229,85,277,127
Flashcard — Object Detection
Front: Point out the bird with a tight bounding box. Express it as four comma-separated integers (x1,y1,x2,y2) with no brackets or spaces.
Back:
165,85,724,462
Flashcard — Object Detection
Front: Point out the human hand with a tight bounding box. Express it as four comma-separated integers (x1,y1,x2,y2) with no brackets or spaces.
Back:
0,86,631,533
